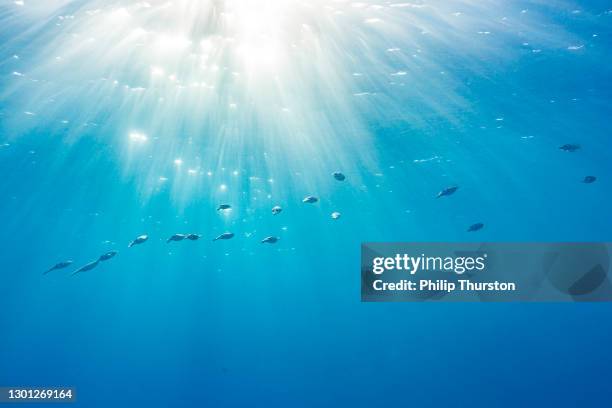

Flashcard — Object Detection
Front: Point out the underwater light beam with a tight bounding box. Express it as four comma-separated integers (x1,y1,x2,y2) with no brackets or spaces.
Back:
0,0,572,205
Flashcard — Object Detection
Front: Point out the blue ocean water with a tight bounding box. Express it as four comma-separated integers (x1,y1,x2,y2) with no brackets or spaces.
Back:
0,1,611,406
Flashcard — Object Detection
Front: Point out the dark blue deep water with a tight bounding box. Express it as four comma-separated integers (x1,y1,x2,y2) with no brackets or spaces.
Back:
0,1,611,406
